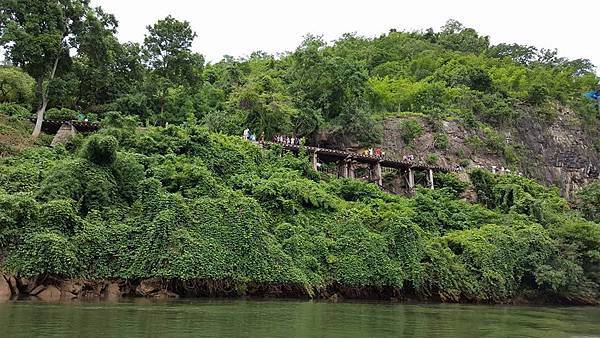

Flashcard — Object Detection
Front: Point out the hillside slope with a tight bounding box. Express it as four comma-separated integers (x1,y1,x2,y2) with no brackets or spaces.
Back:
0,123,598,304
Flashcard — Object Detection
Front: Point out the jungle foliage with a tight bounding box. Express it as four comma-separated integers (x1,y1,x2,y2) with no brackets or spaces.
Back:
0,122,597,303
1,4,598,147
0,4,598,304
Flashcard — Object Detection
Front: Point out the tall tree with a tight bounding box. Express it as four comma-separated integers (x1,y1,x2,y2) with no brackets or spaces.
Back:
73,8,144,112
0,0,91,138
143,16,204,115
288,36,377,145
436,19,490,54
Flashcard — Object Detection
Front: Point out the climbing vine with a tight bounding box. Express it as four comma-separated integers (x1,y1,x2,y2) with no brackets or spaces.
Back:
0,126,597,303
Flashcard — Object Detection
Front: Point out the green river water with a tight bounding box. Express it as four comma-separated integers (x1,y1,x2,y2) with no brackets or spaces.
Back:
0,299,598,337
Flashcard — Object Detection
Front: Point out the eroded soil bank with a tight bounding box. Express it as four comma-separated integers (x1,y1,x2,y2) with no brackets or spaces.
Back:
2,275,597,305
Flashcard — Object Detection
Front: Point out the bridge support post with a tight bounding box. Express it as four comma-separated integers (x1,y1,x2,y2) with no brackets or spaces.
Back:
337,161,348,178
428,169,434,189
347,161,356,178
372,161,382,186
310,151,318,171
407,168,415,191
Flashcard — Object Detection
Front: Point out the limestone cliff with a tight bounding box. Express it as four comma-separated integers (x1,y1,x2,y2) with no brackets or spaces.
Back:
381,105,600,198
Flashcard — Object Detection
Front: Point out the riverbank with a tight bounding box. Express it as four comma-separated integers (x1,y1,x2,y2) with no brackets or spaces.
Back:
1,126,599,308
2,275,598,305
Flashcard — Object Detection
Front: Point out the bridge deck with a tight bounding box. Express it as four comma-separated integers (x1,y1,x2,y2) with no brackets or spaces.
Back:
264,142,451,172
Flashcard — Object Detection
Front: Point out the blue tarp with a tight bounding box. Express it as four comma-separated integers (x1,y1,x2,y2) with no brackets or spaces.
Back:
584,91,600,100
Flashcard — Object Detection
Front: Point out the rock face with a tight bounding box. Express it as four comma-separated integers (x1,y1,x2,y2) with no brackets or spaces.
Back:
60,280,84,295
0,276,143,301
513,107,600,199
0,275,11,300
35,285,61,302
382,106,599,198
136,278,179,298
7,276,19,297
106,282,122,300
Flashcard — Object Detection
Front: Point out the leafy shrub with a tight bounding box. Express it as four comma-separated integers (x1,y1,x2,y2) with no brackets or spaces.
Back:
434,57,492,92
0,67,35,104
327,178,386,202
576,181,600,222
82,134,118,166
426,154,439,165
0,103,31,118
45,108,79,121
470,169,569,224
0,193,39,234
434,133,449,150
111,153,145,203
5,231,80,277
150,156,222,198
0,124,597,304
398,119,423,144
459,159,471,168
39,199,83,236
38,159,120,214
101,111,126,128
434,172,469,197
438,223,556,301
525,84,549,105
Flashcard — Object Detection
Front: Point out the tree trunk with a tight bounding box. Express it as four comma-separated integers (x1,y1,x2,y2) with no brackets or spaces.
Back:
31,78,46,139
32,55,60,139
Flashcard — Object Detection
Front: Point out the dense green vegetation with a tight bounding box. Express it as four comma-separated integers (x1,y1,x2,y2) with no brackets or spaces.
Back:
0,118,598,303
1,1,598,148
0,1,598,304
576,181,600,223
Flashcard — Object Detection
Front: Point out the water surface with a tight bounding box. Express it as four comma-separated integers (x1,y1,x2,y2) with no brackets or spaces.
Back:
0,299,598,337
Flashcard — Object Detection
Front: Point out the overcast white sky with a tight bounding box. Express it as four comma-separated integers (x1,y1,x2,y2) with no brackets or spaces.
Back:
94,0,598,68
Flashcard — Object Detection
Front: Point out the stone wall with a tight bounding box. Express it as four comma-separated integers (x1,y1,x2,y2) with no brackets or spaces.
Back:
50,123,76,147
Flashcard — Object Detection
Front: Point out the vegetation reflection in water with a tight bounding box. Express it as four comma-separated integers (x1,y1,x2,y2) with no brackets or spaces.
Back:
0,299,598,338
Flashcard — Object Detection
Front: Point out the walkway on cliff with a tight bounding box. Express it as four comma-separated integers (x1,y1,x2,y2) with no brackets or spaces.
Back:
35,118,451,191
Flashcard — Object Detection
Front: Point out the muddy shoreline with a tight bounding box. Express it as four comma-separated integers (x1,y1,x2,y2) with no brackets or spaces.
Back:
2,275,598,305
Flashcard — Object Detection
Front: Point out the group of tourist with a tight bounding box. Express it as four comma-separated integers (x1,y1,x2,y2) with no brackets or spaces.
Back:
402,154,416,162
242,129,307,146
490,165,521,176
240,131,524,179
363,148,386,158
471,164,523,176
273,134,305,146
242,128,265,142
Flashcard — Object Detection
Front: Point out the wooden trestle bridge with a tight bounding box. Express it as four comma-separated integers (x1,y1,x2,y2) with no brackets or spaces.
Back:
36,119,451,192
263,142,452,192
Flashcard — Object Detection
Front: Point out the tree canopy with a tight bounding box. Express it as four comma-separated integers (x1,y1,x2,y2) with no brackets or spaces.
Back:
0,0,94,137
0,66,34,104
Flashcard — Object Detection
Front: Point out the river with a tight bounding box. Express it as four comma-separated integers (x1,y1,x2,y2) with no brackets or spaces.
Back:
0,299,598,337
